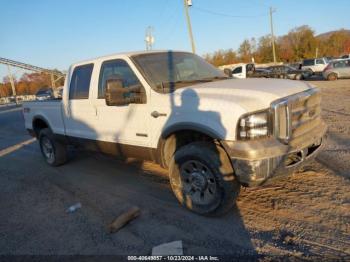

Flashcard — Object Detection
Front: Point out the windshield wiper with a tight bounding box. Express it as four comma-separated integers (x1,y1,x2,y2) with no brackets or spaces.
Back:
157,79,211,89
156,77,226,92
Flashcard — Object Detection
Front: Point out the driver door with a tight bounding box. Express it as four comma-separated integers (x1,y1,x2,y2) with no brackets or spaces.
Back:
93,59,150,148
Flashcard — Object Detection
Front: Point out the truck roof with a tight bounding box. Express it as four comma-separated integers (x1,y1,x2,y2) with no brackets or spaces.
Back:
72,50,187,67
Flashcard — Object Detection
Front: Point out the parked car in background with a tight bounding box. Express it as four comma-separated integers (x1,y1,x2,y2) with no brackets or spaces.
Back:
267,65,312,80
35,88,53,101
288,62,302,70
322,59,350,80
8,96,16,103
302,57,330,74
231,63,279,79
341,54,349,59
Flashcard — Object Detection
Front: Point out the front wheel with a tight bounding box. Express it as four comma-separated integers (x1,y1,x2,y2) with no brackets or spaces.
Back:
169,142,240,216
327,73,338,81
39,128,67,166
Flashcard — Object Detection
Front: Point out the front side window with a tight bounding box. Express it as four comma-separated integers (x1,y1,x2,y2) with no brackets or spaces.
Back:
303,59,314,66
98,59,141,98
316,59,325,65
69,64,94,100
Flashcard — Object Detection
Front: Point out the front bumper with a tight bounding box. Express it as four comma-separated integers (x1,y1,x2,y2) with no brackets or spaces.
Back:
221,121,327,187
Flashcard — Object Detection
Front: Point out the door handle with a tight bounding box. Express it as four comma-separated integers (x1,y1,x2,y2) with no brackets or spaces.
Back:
151,111,167,118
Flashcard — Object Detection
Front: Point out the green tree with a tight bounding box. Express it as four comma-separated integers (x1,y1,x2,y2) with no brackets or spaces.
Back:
255,35,274,63
287,25,317,60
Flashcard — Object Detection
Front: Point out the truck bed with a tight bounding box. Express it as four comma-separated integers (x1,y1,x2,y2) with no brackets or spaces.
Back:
23,100,66,136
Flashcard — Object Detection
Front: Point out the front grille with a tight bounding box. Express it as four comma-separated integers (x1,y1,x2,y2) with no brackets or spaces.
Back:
272,88,322,144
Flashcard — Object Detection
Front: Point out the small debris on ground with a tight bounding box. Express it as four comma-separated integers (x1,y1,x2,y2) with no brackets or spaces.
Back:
279,230,297,245
152,240,183,256
66,202,82,213
108,206,140,233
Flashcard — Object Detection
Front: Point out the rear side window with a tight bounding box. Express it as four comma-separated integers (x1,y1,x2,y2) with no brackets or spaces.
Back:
69,64,94,100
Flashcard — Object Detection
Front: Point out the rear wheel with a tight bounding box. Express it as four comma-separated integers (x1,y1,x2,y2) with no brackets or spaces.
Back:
169,142,240,216
39,128,67,166
327,73,337,81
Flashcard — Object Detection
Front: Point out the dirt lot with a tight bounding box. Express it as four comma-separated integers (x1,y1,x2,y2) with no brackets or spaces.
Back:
0,79,349,260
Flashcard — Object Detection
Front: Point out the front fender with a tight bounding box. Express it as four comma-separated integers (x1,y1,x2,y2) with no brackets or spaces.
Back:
161,122,223,140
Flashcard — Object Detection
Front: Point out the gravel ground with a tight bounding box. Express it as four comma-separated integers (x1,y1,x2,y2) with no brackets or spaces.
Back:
0,79,349,260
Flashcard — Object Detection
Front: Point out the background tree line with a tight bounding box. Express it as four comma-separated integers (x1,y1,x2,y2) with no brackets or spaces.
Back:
1,25,350,97
0,71,64,98
204,26,350,66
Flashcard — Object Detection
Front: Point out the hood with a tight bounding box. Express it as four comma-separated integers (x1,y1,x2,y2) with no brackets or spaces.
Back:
173,78,313,112
150,78,314,141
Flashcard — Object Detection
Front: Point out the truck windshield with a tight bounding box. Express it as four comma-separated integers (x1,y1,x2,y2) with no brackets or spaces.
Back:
131,51,227,93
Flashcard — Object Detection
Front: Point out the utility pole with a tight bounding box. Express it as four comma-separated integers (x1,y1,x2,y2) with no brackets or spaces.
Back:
7,65,17,104
51,73,55,89
315,47,319,58
269,7,277,63
145,26,155,51
184,0,196,54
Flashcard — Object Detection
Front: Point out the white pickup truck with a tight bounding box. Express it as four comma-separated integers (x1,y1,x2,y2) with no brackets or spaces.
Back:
23,51,326,215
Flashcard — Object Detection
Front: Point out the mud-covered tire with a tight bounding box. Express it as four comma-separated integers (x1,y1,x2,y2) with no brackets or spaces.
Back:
327,73,337,81
169,142,240,216
39,128,67,166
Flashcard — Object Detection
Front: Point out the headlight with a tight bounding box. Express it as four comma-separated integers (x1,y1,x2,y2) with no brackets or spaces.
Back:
237,109,272,140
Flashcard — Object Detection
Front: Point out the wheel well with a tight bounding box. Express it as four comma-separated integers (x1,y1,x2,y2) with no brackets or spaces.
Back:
160,130,217,168
33,118,49,137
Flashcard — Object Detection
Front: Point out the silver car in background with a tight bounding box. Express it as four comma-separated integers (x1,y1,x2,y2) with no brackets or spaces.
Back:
323,59,350,80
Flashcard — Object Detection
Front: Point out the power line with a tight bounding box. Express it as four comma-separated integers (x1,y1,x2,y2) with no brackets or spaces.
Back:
0,57,65,77
158,0,171,22
161,2,181,42
192,6,268,19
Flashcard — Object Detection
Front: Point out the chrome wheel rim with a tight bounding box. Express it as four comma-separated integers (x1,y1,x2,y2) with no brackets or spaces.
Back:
42,137,54,163
180,160,217,205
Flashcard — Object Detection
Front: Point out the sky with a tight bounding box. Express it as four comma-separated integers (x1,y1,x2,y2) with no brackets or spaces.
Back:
0,0,349,80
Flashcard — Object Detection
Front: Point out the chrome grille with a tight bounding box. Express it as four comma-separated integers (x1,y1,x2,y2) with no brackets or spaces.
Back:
272,88,321,144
